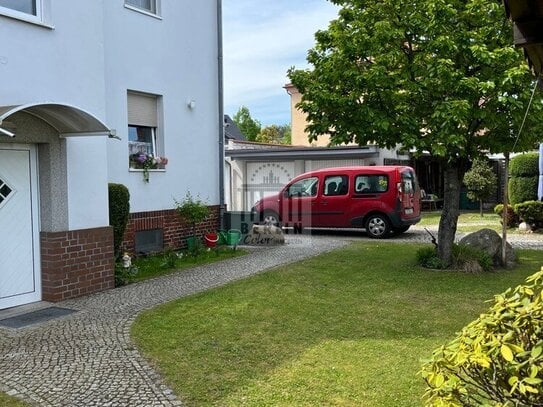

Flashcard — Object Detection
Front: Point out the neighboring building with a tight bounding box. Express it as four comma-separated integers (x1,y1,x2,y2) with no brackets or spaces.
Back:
225,139,411,211
0,1,222,309
223,84,410,211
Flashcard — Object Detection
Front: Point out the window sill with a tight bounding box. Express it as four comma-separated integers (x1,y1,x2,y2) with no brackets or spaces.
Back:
129,168,165,173
124,4,162,20
0,9,54,29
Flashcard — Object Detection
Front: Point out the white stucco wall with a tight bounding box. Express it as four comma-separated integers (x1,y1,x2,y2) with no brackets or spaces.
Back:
0,1,220,227
0,1,109,229
103,2,220,212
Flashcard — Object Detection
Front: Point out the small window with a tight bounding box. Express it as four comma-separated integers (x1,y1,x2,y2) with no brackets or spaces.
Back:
324,175,348,196
125,0,158,14
286,177,318,198
0,0,37,15
127,91,165,169
355,175,389,193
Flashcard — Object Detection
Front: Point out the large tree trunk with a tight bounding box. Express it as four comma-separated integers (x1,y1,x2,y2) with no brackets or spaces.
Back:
438,163,465,267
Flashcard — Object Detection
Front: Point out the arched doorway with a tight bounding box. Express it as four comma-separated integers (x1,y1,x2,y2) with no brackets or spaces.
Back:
0,103,116,309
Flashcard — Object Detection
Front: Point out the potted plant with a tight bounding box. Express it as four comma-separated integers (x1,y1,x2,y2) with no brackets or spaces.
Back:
130,153,168,182
174,192,209,251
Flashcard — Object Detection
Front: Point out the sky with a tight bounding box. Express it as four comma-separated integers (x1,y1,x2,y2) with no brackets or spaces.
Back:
222,0,339,127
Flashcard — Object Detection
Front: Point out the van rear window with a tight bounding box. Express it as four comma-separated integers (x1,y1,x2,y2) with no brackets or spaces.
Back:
401,170,417,194
354,175,388,193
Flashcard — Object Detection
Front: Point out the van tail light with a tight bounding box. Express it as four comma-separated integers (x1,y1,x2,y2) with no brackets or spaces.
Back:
397,182,402,202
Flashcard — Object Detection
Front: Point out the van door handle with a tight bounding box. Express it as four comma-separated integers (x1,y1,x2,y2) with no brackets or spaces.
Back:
321,201,328,205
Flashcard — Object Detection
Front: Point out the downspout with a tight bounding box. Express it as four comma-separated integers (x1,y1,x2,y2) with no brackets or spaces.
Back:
217,0,226,230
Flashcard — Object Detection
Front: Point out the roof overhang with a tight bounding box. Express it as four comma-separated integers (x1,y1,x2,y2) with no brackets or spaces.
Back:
504,0,543,77
0,103,117,139
225,144,381,161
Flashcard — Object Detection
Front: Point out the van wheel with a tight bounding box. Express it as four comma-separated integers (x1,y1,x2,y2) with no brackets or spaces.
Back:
365,214,390,239
262,210,281,227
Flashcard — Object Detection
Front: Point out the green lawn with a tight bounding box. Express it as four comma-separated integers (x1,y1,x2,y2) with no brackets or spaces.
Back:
132,242,543,406
0,392,29,406
419,211,503,233
122,246,246,284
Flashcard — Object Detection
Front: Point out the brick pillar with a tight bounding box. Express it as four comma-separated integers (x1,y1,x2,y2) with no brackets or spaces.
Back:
40,226,115,302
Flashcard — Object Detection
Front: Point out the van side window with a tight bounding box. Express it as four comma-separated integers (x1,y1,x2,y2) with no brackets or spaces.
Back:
286,176,318,198
324,175,348,196
355,175,389,193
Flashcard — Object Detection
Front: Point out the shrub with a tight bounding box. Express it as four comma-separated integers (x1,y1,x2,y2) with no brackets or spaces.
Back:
421,269,543,406
161,246,180,268
451,243,493,273
174,192,209,237
509,153,539,205
417,244,492,272
416,247,444,269
108,183,130,258
494,204,519,228
509,152,539,177
463,159,497,215
514,200,543,228
509,176,539,205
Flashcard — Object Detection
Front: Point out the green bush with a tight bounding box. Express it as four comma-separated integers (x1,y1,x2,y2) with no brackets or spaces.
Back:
416,247,444,269
463,159,497,210
515,200,543,228
451,243,493,273
509,176,539,205
421,269,543,406
509,152,539,177
416,244,492,272
108,183,130,258
494,204,519,228
509,153,539,205
175,192,210,243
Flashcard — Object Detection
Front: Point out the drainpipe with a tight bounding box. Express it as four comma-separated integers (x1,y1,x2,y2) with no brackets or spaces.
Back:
217,0,226,230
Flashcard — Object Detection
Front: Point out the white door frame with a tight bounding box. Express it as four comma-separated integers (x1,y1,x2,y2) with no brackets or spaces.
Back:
0,144,41,309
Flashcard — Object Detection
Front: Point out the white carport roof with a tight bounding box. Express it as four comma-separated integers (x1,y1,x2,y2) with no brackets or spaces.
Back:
0,103,116,138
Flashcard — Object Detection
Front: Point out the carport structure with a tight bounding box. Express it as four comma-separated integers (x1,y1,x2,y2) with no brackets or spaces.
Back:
504,0,543,78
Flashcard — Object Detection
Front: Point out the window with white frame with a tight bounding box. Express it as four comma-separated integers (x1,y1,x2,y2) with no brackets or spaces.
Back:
0,0,36,15
127,91,164,168
0,0,41,20
125,0,157,14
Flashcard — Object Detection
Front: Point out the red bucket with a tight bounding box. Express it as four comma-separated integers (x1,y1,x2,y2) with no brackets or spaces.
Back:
204,233,219,248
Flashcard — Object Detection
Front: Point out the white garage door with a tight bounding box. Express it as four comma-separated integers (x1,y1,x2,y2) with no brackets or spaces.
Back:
0,146,41,309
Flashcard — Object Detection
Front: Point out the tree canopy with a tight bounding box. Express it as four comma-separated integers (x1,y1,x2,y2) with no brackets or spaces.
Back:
256,124,292,144
463,159,497,216
288,0,543,265
232,106,261,141
289,0,543,158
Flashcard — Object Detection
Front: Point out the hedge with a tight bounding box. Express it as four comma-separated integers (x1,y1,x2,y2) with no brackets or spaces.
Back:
509,176,538,205
509,152,539,177
108,183,130,258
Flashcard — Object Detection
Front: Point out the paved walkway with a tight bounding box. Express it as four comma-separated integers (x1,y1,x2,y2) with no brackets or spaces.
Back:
1,230,541,406
0,236,347,406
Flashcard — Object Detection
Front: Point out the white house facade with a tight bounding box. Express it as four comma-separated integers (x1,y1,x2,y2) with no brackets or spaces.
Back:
0,1,222,309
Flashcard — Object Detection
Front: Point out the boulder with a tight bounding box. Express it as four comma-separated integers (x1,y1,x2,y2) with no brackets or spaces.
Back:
458,228,516,269
243,224,285,246
518,222,533,233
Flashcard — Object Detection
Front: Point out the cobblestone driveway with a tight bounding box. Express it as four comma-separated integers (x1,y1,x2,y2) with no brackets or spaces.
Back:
0,229,541,406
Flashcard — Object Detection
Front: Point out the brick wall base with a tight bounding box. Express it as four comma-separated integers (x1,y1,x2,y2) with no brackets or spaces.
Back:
123,205,220,255
40,226,115,302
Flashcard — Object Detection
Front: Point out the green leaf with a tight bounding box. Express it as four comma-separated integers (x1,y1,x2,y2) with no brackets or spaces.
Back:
501,344,514,362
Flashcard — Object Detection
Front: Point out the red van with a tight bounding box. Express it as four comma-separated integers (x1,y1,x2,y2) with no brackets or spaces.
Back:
251,166,421,238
